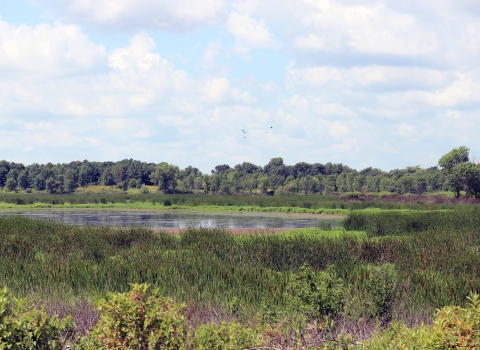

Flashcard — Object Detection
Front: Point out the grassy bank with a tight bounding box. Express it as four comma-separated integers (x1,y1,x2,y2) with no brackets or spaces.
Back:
0,201,350,215
1,192,475,211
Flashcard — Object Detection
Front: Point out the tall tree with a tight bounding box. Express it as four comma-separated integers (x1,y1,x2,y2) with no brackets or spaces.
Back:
150,163,179,193
438,146,473,197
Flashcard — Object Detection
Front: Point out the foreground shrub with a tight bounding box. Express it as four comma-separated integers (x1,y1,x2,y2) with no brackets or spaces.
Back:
362,293,480,349
0,287,75,349
79,283,187,349
344,264,398,320
285,264,345,318
192,322,263,350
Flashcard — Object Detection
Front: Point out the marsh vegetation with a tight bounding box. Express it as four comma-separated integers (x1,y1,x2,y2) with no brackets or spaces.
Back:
1,207,480,348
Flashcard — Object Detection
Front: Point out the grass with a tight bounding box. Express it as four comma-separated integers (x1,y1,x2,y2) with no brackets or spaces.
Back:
344,207,480,237
0,201,350,215
1,213,479,317
1,206,480,347
2,192,475,211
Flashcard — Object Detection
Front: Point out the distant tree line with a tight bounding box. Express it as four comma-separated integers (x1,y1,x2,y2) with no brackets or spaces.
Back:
0,147,479,197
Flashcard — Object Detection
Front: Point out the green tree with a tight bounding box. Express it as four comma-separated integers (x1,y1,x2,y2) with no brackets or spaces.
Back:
150,163,179,193
64,168,79,193
0,165,9,188
244,176,257,194
4,178,16,192
299,175,313,194
438,146,470,172
323,175,337,194
45,177,61,194
101,167,115,186
34,173,46,191
450,162,480,198
194,176,203,192
438,146,476,197
283,179,299,194
258,175,269,194
17,170,29,190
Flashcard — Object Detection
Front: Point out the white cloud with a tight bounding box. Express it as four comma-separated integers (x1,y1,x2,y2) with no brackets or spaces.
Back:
51,0,226,31
202,78,230,102
301,1,438,56
404,73,480,107
290,94,309,107
396,122,417,137
5,1,480,171
329,121,350,136
227,11,278,49
0,31,189,118
295,33,325,51
314,103,356,118
286,65,450,89
201,41,222,70
201,77,256,104
0,21,106,77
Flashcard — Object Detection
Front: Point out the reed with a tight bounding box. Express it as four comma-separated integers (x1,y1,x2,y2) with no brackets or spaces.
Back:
344,207,480,236
0,213,479,327
0,192,474,211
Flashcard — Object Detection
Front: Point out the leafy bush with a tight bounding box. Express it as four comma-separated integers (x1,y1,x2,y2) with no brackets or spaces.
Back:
192,322,263,350
284,264,345,318
344,264,398,320
366,264,397,315
361,293,480,349
128,179,137,188
79,283,187,349
0,287,75,349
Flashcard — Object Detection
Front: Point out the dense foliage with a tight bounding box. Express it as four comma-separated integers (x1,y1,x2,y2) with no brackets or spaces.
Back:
1,146,479,197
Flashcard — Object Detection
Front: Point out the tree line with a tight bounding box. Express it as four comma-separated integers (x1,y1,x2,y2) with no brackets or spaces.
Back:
0,147,478,197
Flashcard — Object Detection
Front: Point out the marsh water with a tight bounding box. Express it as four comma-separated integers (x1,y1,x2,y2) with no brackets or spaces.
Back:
0,210,342,230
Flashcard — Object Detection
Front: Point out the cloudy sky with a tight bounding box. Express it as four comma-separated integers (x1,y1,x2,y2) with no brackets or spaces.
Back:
0,0,479,172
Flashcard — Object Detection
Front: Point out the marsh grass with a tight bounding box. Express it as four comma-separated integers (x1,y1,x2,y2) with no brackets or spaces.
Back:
344,207,480,236
1,192,475,211
1,212,480,342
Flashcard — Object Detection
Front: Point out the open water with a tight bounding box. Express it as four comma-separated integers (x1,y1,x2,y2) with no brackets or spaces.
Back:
0,210,342,229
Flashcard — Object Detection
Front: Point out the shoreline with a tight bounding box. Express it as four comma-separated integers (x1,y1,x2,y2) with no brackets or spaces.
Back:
155,227,302,235
0,205,347,219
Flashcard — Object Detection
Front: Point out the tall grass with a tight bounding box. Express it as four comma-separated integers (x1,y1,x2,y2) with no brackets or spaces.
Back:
1,214,480,324
0,192,473,210
344,207,480,236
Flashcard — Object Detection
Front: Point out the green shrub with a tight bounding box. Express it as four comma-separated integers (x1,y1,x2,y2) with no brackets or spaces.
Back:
344,264,398,320
192,322,263,350
0,287,75,349
284,264,345,318
361,293,480,349
128,179,137,188
366,264,397,315
79,283,187,349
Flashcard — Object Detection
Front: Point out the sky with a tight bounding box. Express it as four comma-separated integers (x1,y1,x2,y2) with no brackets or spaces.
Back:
0,0,479,173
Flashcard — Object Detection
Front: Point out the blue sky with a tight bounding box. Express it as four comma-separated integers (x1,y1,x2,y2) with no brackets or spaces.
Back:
0,0,479,172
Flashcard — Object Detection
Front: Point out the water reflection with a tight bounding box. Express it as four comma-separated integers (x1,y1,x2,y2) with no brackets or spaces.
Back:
0,210,342,229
